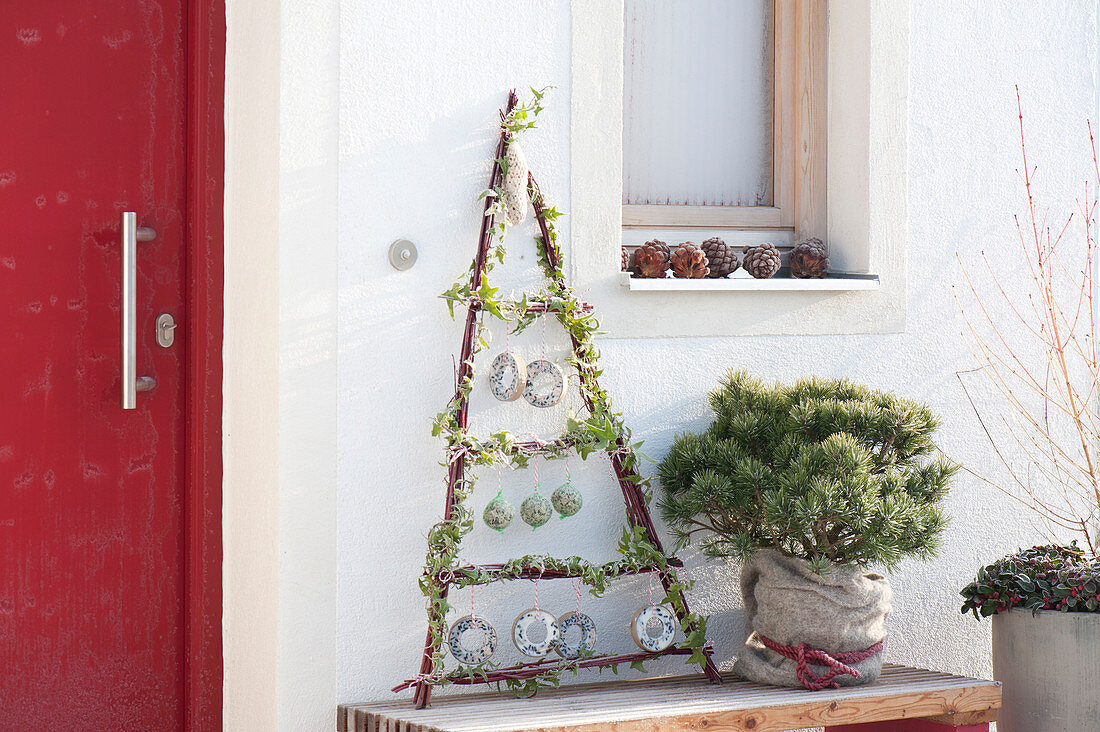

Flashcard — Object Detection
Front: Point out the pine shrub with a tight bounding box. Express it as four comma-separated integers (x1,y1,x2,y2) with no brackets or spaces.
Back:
658,370,957,571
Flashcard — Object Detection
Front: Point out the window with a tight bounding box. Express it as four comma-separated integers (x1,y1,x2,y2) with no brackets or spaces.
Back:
568,1,907,337
622,0,826,242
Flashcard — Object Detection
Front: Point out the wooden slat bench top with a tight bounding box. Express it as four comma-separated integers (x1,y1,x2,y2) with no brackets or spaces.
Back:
337,664,1002,732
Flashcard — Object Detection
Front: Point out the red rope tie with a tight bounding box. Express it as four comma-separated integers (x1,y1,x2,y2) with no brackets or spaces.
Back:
758,635,885,691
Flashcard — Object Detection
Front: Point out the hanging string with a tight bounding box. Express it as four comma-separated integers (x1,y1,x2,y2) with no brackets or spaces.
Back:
504,291,514,352
559,453,574,521
531,556,547,613
647,570,656,609
680,564,696,601
540,312,548,361
532,455,541,493
573,578,582,616
470,578,478,620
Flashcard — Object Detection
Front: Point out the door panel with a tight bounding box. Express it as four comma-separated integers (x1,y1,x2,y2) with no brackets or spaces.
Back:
1,3,188,728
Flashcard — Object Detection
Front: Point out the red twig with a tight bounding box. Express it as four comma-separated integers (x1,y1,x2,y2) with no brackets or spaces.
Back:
395,646,708,692
522,300,594,313
434,558,682,584
955,89,1100,558
414,90,519,710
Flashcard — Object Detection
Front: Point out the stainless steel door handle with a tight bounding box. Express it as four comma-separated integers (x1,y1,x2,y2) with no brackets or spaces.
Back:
120,212,157,409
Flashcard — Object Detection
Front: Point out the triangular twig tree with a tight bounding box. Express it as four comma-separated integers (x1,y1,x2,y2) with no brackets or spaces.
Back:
396,90,720,708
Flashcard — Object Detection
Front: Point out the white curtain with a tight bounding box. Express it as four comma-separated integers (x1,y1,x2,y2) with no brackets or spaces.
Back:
623,0,774,207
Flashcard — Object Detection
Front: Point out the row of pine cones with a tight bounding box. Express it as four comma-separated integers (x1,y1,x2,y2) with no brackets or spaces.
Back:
622,238,829,280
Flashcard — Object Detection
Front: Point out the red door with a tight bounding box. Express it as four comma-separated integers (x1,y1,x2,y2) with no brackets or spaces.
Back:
0,3,219,729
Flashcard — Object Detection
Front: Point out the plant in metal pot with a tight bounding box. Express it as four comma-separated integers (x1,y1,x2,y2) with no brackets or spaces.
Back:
957,545,1100,732
658,370,956,690
954,92,1100,731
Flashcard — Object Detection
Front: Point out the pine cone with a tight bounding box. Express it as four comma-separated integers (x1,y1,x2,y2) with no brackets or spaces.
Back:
742,242,782,279
701,237,739,278
649,239,671,261
631,240,669,278
670,242,710,279
790,238,829,278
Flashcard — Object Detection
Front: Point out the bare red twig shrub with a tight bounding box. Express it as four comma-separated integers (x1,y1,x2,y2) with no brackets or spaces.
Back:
957,88,1100,558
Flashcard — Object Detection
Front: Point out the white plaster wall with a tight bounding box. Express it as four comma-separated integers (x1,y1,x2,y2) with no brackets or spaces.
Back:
224,0,338,729
277,0,339,728
331,0,1099,716
224,0,280,727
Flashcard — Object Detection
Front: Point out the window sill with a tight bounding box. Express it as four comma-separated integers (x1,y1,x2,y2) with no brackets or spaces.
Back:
620,270,880,292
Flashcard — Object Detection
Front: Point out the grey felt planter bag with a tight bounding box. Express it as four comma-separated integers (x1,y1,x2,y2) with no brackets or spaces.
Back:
733,549,892,690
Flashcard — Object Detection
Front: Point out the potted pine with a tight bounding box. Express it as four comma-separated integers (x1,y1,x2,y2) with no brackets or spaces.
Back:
956,95,1100,731
658,370,956,690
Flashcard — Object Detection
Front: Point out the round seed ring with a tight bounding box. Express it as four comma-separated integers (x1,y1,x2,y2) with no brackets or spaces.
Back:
554,611,597,659
447,615,497,665
522,359,564,408
512,608,560,657
630,605,676,653
488,351,526,402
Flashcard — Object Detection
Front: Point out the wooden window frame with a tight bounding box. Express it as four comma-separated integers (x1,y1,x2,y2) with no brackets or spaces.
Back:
622,0,826,242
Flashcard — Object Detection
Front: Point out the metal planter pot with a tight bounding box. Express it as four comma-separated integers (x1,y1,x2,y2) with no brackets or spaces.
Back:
992,609,1100,731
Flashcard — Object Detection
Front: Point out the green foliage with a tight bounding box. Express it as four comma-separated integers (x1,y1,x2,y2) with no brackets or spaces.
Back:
501,86,550,135
658,370,956,570
961,544,1100,618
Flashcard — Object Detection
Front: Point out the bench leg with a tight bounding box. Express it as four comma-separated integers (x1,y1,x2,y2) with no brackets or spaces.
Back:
825,721,989,732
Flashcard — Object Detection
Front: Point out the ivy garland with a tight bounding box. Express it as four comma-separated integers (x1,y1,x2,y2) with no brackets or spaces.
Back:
419,89,709,698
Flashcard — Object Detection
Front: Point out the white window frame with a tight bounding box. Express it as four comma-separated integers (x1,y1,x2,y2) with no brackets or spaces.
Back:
568,0,908,337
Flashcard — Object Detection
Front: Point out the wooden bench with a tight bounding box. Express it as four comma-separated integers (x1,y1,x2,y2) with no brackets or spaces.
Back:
337,664,1001,732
